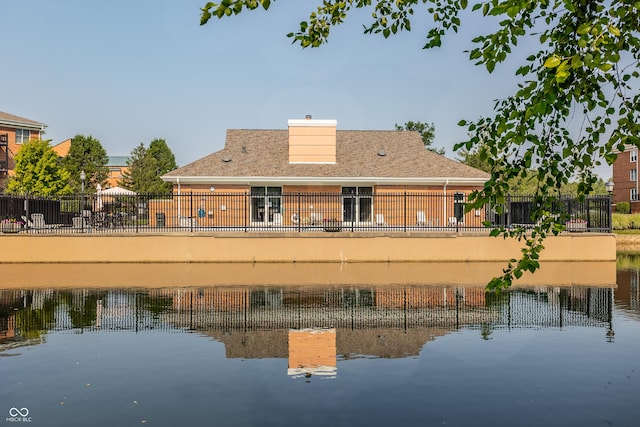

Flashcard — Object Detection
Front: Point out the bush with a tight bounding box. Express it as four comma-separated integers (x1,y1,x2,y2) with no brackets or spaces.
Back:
616,202,631,214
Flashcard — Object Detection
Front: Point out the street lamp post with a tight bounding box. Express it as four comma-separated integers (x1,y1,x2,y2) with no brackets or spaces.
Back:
80,170,86,232
605,179,614,232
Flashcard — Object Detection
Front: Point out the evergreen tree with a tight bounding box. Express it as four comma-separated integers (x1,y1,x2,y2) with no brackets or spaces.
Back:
120,143,169,194
148,138,178,193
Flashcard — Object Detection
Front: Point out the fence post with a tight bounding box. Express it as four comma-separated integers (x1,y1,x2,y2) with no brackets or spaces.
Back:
190,192,194,232
24,195,30,232
403,192,407,232
135,194,139,233
244,192,248,232
351,191,355,232
297,193,301,233
608,193,613,233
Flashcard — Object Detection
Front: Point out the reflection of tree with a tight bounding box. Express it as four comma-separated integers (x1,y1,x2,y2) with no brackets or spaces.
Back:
15,296,58,340
61,291,105,329
138,292,173,319
484,290,508,308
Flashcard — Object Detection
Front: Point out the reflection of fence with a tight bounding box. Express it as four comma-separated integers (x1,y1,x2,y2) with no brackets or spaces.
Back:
0,192,612,233
0,286,613,340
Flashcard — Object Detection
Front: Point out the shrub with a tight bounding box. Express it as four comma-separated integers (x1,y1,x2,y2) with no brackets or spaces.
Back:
616,202,631,214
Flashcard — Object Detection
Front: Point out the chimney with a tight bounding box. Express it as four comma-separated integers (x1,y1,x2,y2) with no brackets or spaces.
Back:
288,117,337,164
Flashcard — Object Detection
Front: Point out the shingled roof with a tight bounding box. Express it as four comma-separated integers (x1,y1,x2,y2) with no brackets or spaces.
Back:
0,111,46,130
164,129,489,185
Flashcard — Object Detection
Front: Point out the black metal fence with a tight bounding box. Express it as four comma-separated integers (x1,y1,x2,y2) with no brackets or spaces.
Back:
0,192,612,234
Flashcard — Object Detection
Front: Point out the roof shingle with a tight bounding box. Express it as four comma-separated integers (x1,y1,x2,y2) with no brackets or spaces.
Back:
166,129,489,181
0,111,46,128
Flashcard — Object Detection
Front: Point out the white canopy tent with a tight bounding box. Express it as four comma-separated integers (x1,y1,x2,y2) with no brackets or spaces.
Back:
100,186,137,195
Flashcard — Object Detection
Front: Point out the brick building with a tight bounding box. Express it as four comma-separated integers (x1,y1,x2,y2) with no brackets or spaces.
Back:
159,116,489,227
0,111,47,188
612,145,639,211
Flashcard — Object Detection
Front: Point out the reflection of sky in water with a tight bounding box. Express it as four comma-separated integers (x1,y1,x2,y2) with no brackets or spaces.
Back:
1,281,639,427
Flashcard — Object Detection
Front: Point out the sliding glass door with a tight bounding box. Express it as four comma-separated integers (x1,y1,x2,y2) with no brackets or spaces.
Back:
342,187,372,223
250,187,282,224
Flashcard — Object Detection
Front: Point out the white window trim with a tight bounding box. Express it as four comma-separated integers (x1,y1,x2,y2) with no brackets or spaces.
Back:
15,129,31,144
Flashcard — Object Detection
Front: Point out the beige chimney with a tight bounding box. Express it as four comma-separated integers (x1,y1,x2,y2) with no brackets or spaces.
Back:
288,118,337,164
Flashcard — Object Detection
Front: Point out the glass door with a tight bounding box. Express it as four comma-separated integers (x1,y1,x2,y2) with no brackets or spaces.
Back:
342,187,373,223
251,187,281,224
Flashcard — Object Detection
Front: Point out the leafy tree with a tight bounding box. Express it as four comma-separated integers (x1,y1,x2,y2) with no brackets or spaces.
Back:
6,140,73,195
120,143,169,194
148,138,178,193
62,134,109,193
458,145,608,195
200,0,640,289
457,146,492,174
394,121,444,155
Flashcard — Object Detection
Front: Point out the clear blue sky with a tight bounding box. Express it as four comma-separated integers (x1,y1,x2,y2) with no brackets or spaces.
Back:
1,0,611,178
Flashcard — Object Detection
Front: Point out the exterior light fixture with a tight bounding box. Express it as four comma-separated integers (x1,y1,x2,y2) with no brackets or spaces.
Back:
605,179,614,194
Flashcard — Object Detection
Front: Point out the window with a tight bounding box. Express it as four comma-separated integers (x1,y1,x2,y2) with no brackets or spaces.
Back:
15,129,31,144
632,169,637,182
631,188,638,201
631,150,638,162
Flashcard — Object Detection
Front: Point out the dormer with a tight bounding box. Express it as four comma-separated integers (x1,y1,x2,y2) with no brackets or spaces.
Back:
288,116,337,164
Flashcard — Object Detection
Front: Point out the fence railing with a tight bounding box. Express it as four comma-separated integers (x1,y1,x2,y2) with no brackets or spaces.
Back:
0,192,612,234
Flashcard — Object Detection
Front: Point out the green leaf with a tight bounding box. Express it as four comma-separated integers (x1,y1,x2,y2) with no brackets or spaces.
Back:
608,25,620,37
599,63,612,72
543,55,561,68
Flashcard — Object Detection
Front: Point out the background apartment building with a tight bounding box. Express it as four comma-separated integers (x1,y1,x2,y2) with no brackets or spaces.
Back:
613,145,639,211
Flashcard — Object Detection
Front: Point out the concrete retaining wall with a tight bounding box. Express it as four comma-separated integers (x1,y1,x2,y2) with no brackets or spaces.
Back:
0,232,616,263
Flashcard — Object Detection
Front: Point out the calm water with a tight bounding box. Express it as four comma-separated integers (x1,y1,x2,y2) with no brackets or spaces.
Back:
1,261,639,427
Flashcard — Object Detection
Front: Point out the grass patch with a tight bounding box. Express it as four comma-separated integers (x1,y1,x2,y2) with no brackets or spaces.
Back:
613,213,640,230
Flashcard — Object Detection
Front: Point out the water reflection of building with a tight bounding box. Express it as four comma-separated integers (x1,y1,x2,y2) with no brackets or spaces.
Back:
616,269,640,316
1,286,616,357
